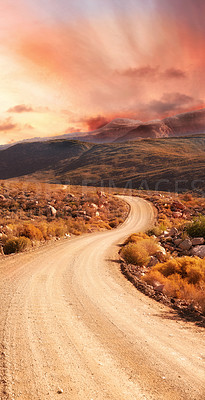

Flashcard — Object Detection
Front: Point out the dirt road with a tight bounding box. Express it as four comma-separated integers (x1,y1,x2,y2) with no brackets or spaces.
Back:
0,196,204,400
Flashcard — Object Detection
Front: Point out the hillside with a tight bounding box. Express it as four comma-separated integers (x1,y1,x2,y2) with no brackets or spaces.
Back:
0,140,92,179
0,135,205,192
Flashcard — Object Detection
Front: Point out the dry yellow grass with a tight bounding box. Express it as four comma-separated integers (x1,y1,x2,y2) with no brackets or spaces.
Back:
143,257,205,313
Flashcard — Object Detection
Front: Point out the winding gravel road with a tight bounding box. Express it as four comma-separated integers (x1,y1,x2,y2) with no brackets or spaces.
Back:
0,196,204,400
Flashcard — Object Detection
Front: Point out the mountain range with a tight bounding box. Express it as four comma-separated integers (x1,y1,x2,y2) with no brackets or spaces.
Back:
81,108,205,143
1,108,205,150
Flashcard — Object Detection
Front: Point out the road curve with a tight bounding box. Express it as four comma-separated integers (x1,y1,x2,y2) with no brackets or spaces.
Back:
0,196,204,400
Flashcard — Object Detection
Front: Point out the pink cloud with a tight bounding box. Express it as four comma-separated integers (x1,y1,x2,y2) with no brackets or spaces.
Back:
7,104,34,113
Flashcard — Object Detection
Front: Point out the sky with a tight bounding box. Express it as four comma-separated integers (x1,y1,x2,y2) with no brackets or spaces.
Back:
0,0,205,144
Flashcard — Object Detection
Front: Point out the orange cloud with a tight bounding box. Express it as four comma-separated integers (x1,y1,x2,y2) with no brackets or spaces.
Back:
0,0,205,143
80,116,111,131
0,118,17,132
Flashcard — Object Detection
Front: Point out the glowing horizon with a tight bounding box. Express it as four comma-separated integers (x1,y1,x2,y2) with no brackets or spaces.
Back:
0,0,204,144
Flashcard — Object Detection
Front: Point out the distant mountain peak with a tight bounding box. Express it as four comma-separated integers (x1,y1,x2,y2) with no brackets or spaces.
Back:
1,108,205,149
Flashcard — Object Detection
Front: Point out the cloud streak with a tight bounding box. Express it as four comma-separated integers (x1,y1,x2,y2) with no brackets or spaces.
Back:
7,104,34,113
0,0,204,142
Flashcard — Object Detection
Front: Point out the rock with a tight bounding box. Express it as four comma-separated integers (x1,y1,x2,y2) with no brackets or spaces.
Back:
174,238,183,246
47,205,57,217
155,246,167,262
164,244,175,252
152,281,164,292
163,230,170,237
172,201,185,210
147,256,159,267
179,239,192,251
191,237,204,246
169,227,178,237
157,245,167,255
191,245,205,258
164,236,173,242
57,388,63,394
155,284,164,293
172,212,182,218
84,215,91,221
181,250,192,256
90,203,98,209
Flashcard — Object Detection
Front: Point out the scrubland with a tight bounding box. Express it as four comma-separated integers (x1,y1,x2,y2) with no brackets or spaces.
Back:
0,181,129,255
120,192,205,316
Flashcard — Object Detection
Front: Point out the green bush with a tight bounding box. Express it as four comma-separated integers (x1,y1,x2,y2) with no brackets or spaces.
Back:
185,216,205,238
147,222,167,237
4,236,31,255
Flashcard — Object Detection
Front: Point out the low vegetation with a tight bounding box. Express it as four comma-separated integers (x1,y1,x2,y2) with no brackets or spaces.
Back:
0,181,129,255
185,216,205,239
143,257,205,313
0,135,205,193
120,192,205,316
120,235,160,266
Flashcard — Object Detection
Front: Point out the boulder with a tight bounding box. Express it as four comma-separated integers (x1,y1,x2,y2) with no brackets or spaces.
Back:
163,230,170,237
191,245,205,258
147,256,159,267
174,238,183,246
191,237,204,246
155,246,167,262
47,205,57,217
179,239,192,251
169,227,178,237
152,281,164,292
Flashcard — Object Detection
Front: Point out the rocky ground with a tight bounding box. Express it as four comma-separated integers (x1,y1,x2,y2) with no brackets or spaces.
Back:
0,181,129,255
119,192,205,323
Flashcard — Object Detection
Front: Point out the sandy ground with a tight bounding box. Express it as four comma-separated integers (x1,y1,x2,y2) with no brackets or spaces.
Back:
0,196,204,400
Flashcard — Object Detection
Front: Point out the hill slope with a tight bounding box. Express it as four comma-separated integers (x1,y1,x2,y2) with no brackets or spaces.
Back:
0,135,205,192
0,140,92,179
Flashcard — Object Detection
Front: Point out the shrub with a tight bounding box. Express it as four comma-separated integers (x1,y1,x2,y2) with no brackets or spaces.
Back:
120,243,150,266
149,257,205,283
142,256,205,313
123,232,149,245
17,224,44,241
121,235,160,266
147,223,167,237
141,238,160,256
4,236,31,254
185,216,205,238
